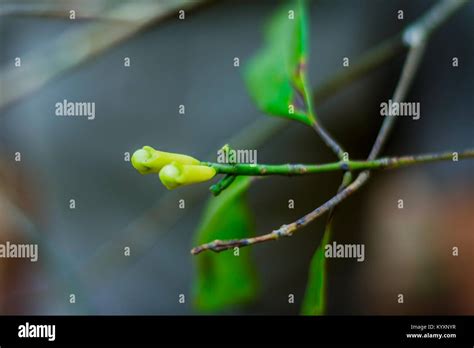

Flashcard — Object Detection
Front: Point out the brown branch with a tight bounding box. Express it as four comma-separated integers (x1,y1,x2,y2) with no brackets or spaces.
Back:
191,171,370,254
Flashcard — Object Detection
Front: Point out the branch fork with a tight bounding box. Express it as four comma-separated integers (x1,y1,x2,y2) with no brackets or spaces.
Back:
191,0,469,255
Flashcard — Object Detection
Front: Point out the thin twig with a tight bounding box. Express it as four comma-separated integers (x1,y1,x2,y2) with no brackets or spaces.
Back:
303,72,346,160
368,41,427,160
310,0,468,162
203,149,474,176
310,122,346,160
191,171,370,255
191,0,467,255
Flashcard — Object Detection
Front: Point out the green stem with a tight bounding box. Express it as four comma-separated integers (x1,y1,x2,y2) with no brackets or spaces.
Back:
209,174,236,196
203,149,474,176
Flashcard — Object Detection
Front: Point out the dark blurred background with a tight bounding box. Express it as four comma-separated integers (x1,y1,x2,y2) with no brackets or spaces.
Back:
0,0,473,314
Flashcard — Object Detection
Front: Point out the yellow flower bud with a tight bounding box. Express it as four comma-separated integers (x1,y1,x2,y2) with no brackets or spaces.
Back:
131,146,200,174
159,162,216,190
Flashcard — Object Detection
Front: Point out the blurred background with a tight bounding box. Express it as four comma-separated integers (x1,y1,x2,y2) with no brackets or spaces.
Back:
0,0,473,315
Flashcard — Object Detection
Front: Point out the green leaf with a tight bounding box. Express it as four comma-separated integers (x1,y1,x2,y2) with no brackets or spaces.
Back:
193,176,259,312
301,226,331,315
244,0,314,126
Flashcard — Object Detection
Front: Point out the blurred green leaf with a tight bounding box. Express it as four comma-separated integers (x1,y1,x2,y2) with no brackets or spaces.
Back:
244,0,314,126
301,226,331,315
193,176,259,312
